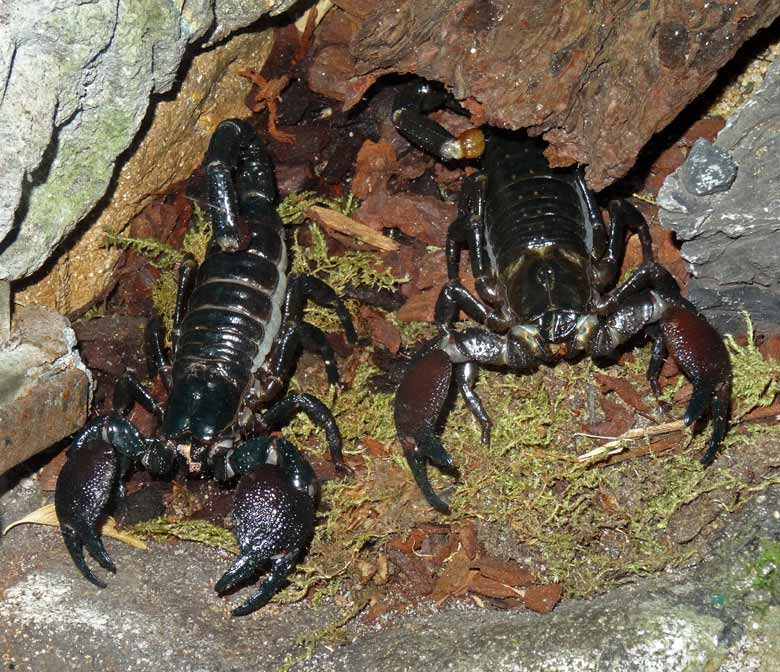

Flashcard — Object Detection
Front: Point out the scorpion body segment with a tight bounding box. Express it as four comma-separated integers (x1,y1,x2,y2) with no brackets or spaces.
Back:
391,79,732,513
55,119,356,616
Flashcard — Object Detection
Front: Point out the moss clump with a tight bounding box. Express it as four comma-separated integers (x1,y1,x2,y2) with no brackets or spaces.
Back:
726,314,780,419
104,231,184,269
130,517,239,555
278,191,359,226
182,204,213,265
752,540,780,604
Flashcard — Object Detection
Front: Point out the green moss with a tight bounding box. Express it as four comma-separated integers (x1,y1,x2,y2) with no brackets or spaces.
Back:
182,204,213,265
726,313,780,419
151,270,178,346
130,517,239,555
104,231,184,269
753,540,780,602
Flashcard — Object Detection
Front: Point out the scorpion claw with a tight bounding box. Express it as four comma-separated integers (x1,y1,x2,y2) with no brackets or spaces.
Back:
55,439,119,587
402,431,458,514
218,465,315,617
394,344,458,513
660,302,732,465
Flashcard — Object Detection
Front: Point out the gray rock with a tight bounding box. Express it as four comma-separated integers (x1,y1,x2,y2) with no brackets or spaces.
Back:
658,59,780,334
0,0,300,282
2,471,780,670
0,305,91,476
680,138,738,196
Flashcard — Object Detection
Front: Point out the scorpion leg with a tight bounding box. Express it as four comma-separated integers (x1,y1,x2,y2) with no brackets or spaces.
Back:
592,200,655,291
214,437,316,616
435,282,510,333
261,393,350,473
55,414,175,587
456,362,491,445
113,371,164,420
446,172,499,306
145,316,172,390
395,327,536,512
284,274,358,344
586,281,731,465
170,255,198,357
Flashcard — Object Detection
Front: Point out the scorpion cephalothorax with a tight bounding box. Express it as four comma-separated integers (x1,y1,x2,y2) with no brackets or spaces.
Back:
55,119,357,616
391,80,732,513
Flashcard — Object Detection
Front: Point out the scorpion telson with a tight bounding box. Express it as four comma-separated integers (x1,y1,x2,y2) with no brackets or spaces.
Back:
391,79,732,513
55,119,357,616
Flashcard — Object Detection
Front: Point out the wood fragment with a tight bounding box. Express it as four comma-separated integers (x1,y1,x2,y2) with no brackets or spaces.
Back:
306,205,399,252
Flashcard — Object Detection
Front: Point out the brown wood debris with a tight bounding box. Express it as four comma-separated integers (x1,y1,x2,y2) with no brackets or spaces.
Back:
308,0,780,189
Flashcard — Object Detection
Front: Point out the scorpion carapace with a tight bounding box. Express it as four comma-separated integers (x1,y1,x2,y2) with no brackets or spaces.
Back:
54,119,357,616
391,79,732,513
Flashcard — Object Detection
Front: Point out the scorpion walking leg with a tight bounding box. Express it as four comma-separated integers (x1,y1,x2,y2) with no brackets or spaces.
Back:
214,437,316,616
262,393,349,472
284,274,358,344
592,200,655,291
456,362,491,445
113,371,164,421
170,255,198,354
145,316,172,389
435,283,510,332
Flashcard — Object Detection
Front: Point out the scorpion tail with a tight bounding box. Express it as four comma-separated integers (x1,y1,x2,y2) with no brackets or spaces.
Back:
394,342,459,513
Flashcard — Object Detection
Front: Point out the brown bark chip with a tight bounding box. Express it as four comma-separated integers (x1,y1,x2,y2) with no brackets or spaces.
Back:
524,583,564,614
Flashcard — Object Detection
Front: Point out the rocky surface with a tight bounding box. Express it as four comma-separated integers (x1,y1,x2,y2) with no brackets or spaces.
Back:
0,0,299,286
2,457,780,670
321,0,780,190
0,307,90,476
15,29,274,315
658,58,780,334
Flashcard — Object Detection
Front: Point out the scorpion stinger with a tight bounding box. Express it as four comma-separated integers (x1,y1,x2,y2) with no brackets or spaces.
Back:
390,78,732,512
55,119,357,615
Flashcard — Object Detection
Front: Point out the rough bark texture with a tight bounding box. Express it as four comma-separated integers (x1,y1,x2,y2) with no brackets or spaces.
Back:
339,0,780,190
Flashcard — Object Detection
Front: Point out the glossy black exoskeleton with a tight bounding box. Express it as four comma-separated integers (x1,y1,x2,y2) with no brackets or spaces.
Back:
391,80,732,513
55,119,357,616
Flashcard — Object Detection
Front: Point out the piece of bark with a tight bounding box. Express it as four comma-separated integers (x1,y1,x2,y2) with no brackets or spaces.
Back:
306,206,399,252
473,556,536,588
360,306,402,353
524,583,563,614
343,0,780,190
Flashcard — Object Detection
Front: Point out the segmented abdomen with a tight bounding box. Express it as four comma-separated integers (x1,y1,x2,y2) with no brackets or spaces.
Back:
174,216,287,386
482,134,589,274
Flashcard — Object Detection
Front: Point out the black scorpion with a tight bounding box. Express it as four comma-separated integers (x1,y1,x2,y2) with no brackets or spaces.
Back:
55,118,357,616
391,80,732,513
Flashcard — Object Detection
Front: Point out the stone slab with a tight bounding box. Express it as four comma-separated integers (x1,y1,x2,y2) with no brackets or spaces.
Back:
0,306,90,476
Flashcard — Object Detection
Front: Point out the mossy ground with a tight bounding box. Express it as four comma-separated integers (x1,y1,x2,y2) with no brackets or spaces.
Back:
108,192,780,612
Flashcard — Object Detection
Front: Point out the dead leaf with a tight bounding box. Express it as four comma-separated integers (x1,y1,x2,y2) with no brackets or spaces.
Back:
594,373,652,414
3,503,147,549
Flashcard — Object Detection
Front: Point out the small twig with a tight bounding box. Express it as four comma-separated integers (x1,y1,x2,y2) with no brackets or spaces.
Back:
576,419,687,461
306,205,399,252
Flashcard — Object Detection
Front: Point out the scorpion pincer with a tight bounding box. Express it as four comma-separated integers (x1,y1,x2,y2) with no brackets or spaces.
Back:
391,80,732,513
54,119,357,616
